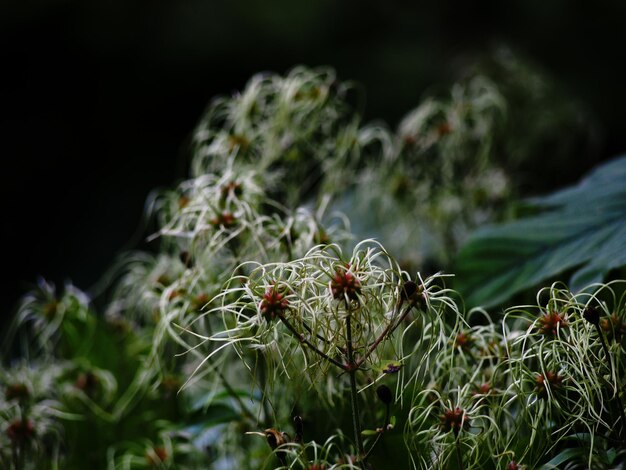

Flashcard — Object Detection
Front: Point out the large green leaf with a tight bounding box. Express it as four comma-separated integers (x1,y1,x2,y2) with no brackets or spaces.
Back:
455,154,626,308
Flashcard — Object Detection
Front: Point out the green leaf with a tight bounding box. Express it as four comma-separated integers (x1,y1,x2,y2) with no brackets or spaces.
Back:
456,155,626,308
538,447,586,469
361,429,378,436
606,447,617,465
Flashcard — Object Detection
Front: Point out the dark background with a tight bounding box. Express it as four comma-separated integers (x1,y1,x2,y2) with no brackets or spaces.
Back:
2,1,626,329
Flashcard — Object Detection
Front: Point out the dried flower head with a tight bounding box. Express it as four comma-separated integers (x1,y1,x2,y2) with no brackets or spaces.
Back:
440,407,469,434
220,181,243,200
6,419,35,443
74,371,99,395
259,285,289,321
472,382,492,397
210,211,237,228
453,331,475,353
329,264,362,302
145,447,168,466
536,310,568,336
535,371,563,399
600,312,626,342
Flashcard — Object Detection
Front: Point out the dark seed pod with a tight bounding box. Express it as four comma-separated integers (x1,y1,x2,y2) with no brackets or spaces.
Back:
293,415,303,444
583,306,600,326
376,385,393,405
264,428,287,450
400,281,418,301
399,280,424,309
179,251,193,268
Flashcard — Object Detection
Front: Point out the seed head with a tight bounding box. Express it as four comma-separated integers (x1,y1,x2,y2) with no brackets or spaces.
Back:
75,371,99,395
472,382,492,397
146,447,168,466
191,293,210,312
220,181,243,200
42,300,58,319
600,312,626,342
210,211,236,228
440,407,469,434
260,285,289,321
330,265,362,302
535,371,563,399
453,331,474,353
537,310,568,336
6,419,35,443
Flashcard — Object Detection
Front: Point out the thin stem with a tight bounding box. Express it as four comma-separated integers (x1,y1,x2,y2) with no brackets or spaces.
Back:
355,302,416,369
346,314,365,460
205,354,257,424
257,361,274,426
12,441,19,470
454,430,464,470
363,403,390,460
278,314,347,371
595,324,626,438
302,320,331,344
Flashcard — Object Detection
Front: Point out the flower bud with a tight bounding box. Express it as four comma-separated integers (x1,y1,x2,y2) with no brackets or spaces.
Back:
583,306,600,326
376,385,393,405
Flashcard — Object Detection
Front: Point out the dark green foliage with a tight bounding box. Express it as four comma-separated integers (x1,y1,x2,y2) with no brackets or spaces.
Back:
456,155,626,308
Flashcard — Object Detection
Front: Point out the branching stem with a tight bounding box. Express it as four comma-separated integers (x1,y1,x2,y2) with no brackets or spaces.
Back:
363,402,390,460
278,314,347,371
454,429,464,470
346,313,365,461
595,324,626,438
356,301,417,369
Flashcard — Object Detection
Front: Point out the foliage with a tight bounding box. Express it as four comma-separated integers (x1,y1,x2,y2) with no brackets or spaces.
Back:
1,63,624,470
456,154,626,308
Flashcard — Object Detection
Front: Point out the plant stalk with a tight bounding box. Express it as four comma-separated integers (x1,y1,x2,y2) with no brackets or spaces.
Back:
356,301,417,369
278,314,346,370
346,314,365,460
454,429,464,470
595,324,626,438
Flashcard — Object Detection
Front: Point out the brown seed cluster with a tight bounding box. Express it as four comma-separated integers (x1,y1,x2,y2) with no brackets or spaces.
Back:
600,312,626,342
6,419,35,443
453,332,475,353
472,382,492,397
535,371,563,399
440,407,469,433
537,310,568,336
210,211,237,228
146,447,168,466
220,181,242,200
330,265,362,302
260,285,289,321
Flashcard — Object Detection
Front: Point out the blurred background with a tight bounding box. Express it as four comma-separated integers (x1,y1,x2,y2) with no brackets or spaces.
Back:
2,0,626,330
